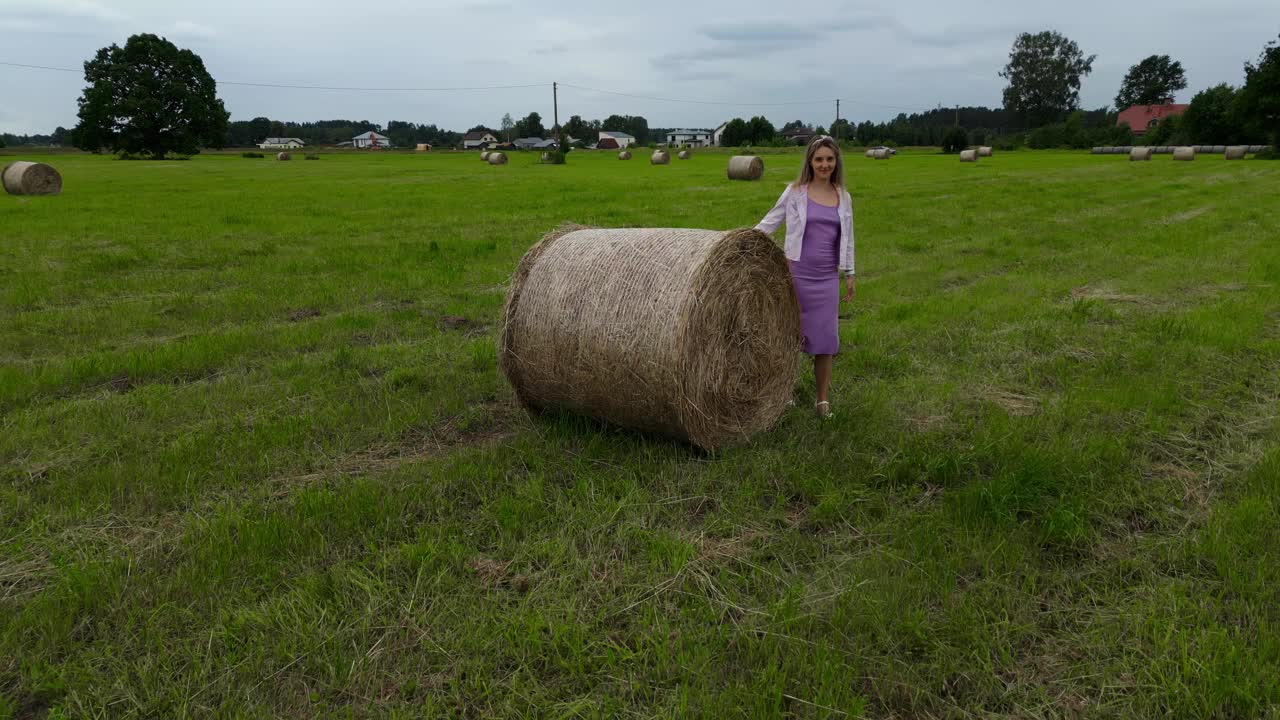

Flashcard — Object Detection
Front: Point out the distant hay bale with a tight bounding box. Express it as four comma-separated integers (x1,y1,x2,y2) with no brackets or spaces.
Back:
416,143,431,152
978,146,993,157
873,149,891,159
487,152,508,165
499,224,800,450
618,151,632,160
727,155,764,180
1225,146,1246,160
276,152,291,161
1212,145,1226,153
2,161,62,196
865,149,876,158
651,150,670,165
1091,147,1103,154
1247,145,1266,153
481,151,491,161
1173,147,1195,161
677,150,691,159
1130,147,1153,161
959,149,978,162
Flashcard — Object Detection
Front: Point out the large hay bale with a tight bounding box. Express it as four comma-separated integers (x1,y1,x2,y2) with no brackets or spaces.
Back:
1130,147,1153,161
480,151,491,161
873,148,891,159
978,146,993,157
677,150,691,160
487,152,508,165
2,161,62,196
1225,146,1246,160
651,150,670,165
416,143,431,152
1173,147,1195,161
959,149,978,162
727,155,764,180
618,151,632,160
499,225,800,450
276,152,291,161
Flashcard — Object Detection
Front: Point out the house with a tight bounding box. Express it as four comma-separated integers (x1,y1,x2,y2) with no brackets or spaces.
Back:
514,137,546,149
1117,99,1189,135
532,138,559,149
712,122,728,146
598,131,635,149
781,127,816,146
666,129,712,147
463,130,500,149
352,131,391,149
258,137,305,150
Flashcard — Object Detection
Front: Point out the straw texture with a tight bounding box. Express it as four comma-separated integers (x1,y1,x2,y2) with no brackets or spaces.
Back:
2,161,62,196
865,149,876,158
978,146,993,157
1173,147,1195,161
678,150,691,159
276,152,291,161
959,150,978,162
1225,146,1246,160
487,152,508,165
481,151,491,161
416,143,430,152
618,151,632,160
873,149,891,160
499,224,801,450
727,155,764,180
651,150,670,165
1130,147,1153,161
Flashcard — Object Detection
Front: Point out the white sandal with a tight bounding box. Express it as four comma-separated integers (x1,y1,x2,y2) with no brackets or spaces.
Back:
815,401,832,419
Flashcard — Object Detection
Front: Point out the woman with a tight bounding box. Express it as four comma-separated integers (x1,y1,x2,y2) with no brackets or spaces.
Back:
755,135,856,418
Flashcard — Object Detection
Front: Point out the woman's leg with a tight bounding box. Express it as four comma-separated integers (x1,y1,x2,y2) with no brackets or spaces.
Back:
814,354,833,404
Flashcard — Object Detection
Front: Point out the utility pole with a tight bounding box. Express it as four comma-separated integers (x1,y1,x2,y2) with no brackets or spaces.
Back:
835,99,840,139
553,82,559,135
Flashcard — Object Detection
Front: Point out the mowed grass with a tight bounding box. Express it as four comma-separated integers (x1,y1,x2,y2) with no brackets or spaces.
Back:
2,147,1279,718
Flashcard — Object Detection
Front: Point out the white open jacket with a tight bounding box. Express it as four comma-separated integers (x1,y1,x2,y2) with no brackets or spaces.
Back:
755,183,856,276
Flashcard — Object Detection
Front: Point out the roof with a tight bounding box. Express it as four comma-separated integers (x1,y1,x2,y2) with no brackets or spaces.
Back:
599,131,634,139
463,130,497,140
1117,102,1189,134
667,129,710,135
262,137,305,144
532,139,559,148
352,131,389,140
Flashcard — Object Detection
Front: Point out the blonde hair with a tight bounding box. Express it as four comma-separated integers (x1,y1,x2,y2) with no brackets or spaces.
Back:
795,135,844,188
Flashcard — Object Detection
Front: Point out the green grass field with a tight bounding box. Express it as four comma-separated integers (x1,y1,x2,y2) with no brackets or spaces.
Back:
2,147,1279,718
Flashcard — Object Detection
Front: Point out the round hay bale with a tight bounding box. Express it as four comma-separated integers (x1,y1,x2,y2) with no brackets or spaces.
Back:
677,150,691,160
959,149,978,162
1225,146,1246,160
499,225,800,450
480,151,491,161
651,150,670,165
1212,145,1226,153
873,149,891,160
727,155,764,180
276,152,291,161
2,161,62,196
977,146,993,157
1173,147,1195,161
1130,147,1153,161
487,152,508,165
1247,145,1265,153
1091,147,1103,154
618,151,632,160
415,143,430,152
865,149,876,158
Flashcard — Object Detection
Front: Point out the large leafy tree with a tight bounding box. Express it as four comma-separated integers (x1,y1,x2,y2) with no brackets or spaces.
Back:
1181,84,1243,143
602,114,649,144
500,113,514,141
1114,55,1187,109
1000,31,1096,127
1236,34,1280,145
513,112,545,139
73,34,228,158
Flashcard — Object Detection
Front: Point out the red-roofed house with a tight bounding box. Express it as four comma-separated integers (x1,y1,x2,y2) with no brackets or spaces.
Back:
1117,99,1189,135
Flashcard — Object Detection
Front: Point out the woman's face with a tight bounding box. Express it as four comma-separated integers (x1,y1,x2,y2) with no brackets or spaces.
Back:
811,146,836,181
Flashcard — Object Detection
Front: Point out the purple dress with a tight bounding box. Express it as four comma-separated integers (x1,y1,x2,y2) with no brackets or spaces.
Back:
789,197,841,355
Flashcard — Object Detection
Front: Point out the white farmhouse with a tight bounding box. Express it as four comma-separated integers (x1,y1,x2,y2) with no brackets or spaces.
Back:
666,129,712,147
597,131,635,149
462,131,500,149
258,137,306,150
712,122,728,147
352,131,391,149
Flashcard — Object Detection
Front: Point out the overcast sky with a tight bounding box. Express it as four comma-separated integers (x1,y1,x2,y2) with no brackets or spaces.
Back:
1,0,1276,135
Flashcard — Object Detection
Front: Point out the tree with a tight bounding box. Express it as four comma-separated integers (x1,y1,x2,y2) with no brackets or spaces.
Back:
1182,84,1243,143
1114,55,1187,110
720,118,750,147
1000,31,1096,127
512,112,545,139
1236,34,1280,146
602,114,649,144
563,114,589,142
72,34,228,158
747,116,775,144
829,118,852,141
942,126,968,153
500,113,514,142
780,119,807,133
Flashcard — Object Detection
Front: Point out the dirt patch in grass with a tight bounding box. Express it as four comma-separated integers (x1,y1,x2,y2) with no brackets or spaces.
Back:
287,307,323,322
978,386,1040,416
436,315,489,337
1070,286,1151,305
467,555,530,593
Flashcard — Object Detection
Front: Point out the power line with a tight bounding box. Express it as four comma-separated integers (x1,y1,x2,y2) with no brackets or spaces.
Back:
557,82,832,107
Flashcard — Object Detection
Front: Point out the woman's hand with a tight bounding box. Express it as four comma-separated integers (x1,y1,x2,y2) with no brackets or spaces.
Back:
843,275,857,302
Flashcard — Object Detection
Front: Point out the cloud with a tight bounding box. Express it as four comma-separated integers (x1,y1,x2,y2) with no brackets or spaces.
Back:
172,20,216,38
